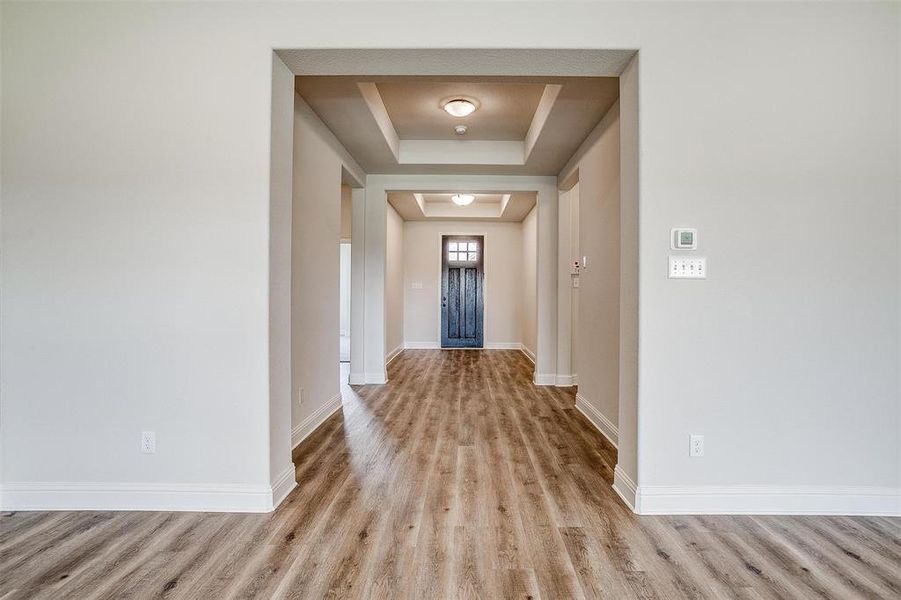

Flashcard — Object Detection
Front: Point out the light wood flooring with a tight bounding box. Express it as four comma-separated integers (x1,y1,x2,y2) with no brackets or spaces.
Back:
2,350,899,599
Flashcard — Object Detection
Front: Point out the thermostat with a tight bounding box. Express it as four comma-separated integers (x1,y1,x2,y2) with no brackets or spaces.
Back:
671,228,697,250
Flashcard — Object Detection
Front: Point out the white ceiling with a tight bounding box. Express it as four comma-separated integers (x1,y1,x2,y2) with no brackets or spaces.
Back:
295,75,618,176
388,192,536,222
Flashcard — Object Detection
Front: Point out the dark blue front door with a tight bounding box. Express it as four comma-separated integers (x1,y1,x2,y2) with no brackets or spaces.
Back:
441,235,484,348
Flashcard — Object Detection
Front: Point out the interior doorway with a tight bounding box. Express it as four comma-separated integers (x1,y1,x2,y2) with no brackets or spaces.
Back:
440,235,484,348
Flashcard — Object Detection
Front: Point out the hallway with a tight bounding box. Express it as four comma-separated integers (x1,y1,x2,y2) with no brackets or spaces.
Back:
2,350,899,599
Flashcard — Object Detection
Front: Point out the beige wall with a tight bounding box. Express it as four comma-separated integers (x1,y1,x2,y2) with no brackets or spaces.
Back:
404,220,527,347
340,184,352,241
385,203,405,358
562,104,622,432
3,1,897,514
291,94,343,438
521,207,538,359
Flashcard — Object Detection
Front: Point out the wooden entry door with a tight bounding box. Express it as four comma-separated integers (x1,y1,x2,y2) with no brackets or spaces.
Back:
441,235,484,348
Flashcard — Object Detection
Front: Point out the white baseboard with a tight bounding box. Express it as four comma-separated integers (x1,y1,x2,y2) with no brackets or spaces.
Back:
385,344,404,365
0,480,283,513
348,372,387,384
0,466,299,514
292,392,342,449
636,484,901,516
404,341,440,349
270,465,297,510
572,373,579,385
365,372,387,384
555,374,575,387
519,344,536,364
574,393,618,447
533,373,555,386
404,341,527,352
613,465,638,512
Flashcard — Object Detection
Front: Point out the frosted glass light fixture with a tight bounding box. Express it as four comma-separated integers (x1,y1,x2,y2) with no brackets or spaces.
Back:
451,194,475,206
441,97,479,117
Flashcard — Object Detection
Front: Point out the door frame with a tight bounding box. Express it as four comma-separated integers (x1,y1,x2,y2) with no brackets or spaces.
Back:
436,230,488,348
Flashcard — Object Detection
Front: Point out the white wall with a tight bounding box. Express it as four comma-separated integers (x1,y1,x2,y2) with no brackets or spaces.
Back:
291,94,343,444
560,104,622,443
290,95,365,449
521,207,538,360
268,54,296,500
2,1,898,515
403,220,526,347
339,243,351,337
385,203,405,359
617,57,640,496
340,184,352,241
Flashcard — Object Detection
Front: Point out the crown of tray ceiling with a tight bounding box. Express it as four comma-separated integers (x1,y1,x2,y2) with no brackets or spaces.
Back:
295,76,619,176
387,192,536,222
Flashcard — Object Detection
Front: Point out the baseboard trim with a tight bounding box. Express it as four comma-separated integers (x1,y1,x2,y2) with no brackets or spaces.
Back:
574,393,618,447
404,341,527,352
613,465,638,513
270,465,297,510
0,481,282,513
385,344,404,365
555,374,575,387
404,341,440,349
519,345,536,364
292,392,342,449
365,372,387,384
636,485,901,516
533,373,555,386
348,372,366,385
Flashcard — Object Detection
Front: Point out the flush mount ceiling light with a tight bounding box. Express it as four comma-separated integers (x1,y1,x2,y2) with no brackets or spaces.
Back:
441,96,479,118
454,124,468,135
451,194,475,206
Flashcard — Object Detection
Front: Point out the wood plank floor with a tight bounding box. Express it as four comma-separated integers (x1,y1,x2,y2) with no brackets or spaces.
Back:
2,350,899,599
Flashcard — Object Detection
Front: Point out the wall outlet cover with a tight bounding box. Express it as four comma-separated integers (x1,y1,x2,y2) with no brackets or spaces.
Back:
141,431,156,454
689,434,704,457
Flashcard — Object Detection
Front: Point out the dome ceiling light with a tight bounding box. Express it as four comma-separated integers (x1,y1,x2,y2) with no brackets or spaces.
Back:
441,96,479,118
451,194,475,207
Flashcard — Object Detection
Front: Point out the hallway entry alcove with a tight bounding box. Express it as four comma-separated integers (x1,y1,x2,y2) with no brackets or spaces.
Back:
269,48,641,513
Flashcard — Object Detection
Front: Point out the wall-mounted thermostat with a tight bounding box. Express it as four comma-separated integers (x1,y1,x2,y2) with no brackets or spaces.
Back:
671,228,697,250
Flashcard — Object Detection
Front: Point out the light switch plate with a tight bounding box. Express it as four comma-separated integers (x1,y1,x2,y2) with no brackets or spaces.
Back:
668,256,707,279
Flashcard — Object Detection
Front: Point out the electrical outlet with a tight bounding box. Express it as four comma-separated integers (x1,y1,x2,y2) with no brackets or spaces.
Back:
298,387,304,406
689,434,704,457
141,431,156,454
